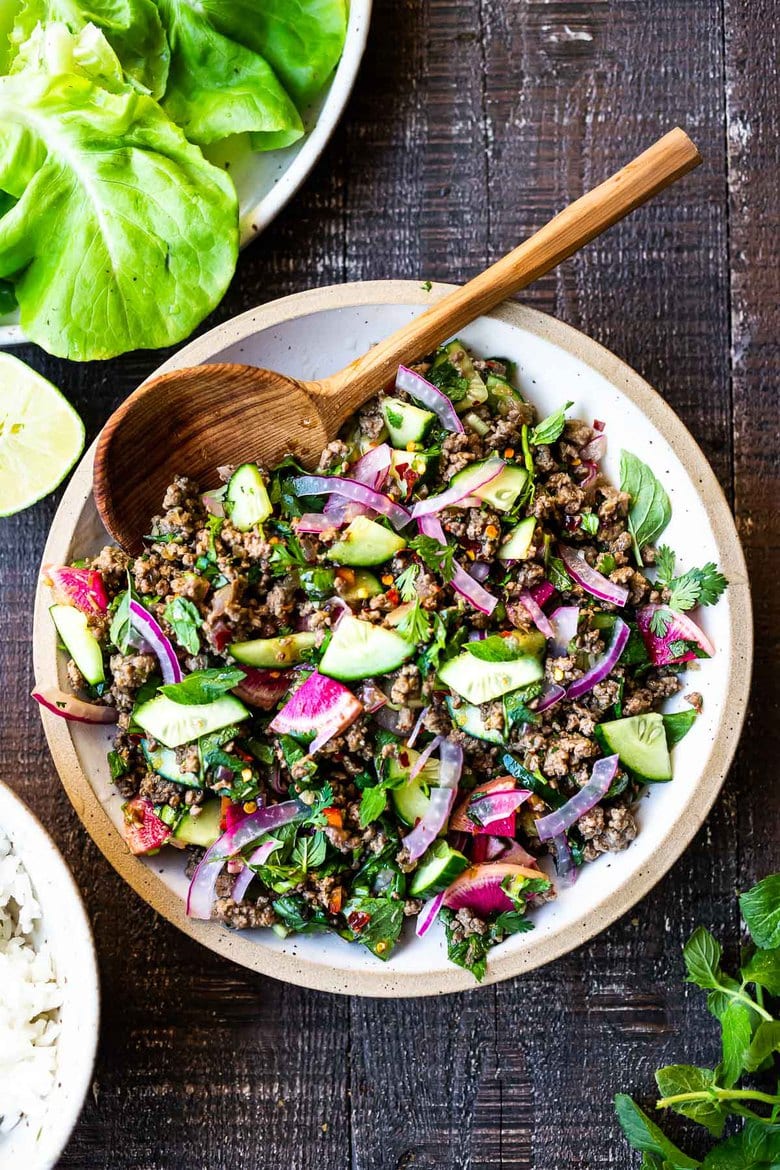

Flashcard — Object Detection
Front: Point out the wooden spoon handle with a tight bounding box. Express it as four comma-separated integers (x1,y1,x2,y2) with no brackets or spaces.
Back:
310,127,700,429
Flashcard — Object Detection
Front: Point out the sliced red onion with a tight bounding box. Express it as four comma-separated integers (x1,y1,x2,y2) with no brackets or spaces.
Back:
551,834,578,886
501,840,539,868
372,706,406,734
549,605,580,657
559,544,629,607
417,515,498,615
535,683,566,713
402,787,457,863
437,738,464,790
396,365,464,433
232,836,283,901
416,891,445,937
566,618,630,700
268,765,288,796
293,475,410,531
580,460,599,489
32,687,118,725
324,444,392,520
187,801,302,919
202,487,226,517
129,599,182,685
535,755,619,841
470,561,491,583
410,735,442,780
411,458,504,519
530,580,555,608
484,836,507,861
406,706,429,748
579,432,606,462
518,589,554,638
468,789,531,828
296,512,344,534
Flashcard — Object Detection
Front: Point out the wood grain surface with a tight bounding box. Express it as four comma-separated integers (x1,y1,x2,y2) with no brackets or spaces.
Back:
1,1,777,1167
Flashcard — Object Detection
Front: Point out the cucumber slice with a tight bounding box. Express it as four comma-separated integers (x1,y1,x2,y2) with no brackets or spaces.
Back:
409,840,469,896
474,465,528,512
174,800,222,847
50,603,104,685
387,748,439,827
594,713,672,782
446,697,505,744
337,569,382,601
319,615,414,681
134,694,250,749
229,631,317,667
328,515,407,566
498,516,536,561
141,739,202,789
431,340,488,409
439,648,544,705
485,373,524,416
225,463,272,531
381,397,435,448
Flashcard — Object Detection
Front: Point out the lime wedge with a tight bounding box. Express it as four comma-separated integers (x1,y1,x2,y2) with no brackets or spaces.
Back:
0,353,84,516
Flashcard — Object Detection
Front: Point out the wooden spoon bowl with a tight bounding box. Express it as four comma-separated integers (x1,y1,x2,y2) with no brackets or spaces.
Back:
94,128,701,553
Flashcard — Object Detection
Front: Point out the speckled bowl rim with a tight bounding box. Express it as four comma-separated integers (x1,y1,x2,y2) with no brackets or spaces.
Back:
0,779,99,1170
32,281,752,997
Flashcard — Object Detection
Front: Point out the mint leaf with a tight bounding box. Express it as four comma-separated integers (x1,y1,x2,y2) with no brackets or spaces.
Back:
161,667,245,705
718,1001,753,1088
655,1065,727,1138
466,635,523,662
740,876,780,949
580,511,599,536
548,555,573,592
613,1095,701,1168
701,1121,780,1168
740,948,780,997
620,450,672,563
529,400,574,446
684,926,725,990
743,1020,780,1074
344,895,404,960
359,785,388,827
164,596,201,656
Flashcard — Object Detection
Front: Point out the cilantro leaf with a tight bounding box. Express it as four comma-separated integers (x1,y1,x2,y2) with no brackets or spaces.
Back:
160,667,245,705
301,783,335,828
269,531,310,576
396,562,420,602
655,544,677,584
396,600,432,644
164,596,201,656
408,533,456,582
529,400,574,446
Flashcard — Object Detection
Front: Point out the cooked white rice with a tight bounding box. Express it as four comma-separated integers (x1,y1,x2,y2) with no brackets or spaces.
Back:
0,827,62,1135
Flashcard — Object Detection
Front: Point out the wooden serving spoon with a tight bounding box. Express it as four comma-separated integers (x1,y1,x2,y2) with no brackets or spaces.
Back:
94,128,700,553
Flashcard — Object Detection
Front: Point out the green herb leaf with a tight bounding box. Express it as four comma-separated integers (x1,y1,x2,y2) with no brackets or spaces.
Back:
529,400,574,446
741,948,780,997
664,709,698,748
613,1094,701,1168
655,545,677,584
359,785,388,827
291,832,327,873
580,511,599,536
107,749,128,781
408,533,456,582
163,596,201,656
160,667,245,705
427,360,469,403
301,783,335,828
396,599,432,645
743,1020,780,1075
466,635,524,663
108,574,137,654
396,562,420,602
655,1065,727,1138
718,1002,754,1088
548,555,573,593
700,1120,780,1169
344,895,404,960
684,926,726,990
620,450,672,563
740,876,780,949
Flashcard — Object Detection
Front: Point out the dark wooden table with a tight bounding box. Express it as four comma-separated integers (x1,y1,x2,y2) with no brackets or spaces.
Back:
2,2,777,1166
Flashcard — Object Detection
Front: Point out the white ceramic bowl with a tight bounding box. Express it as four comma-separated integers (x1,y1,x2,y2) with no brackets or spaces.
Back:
0,1,372,347
0,780,99,1169
32,281,752,996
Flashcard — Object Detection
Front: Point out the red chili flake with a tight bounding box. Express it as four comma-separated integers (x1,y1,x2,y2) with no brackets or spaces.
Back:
399,751,410,768
234,748,254,763
564,514,580,532
386,588,400,606
211,621,232,653
347,910,371,933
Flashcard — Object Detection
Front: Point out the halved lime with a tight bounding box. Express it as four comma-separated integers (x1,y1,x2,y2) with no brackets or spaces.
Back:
0,353,84,516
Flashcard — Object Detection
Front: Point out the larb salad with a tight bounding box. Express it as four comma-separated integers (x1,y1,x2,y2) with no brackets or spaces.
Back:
36,341,728,979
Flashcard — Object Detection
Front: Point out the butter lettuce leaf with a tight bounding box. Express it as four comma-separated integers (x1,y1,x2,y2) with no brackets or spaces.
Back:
156,0,304,149
0,71,238,359
9,0,169,98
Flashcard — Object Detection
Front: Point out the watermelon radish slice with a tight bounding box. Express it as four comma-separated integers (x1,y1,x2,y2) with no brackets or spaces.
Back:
442,862,544,916
269,671,362,755
636,604,715,665
233,667,291,711
450,776,519,836
121,797,171,855
44,565,108,614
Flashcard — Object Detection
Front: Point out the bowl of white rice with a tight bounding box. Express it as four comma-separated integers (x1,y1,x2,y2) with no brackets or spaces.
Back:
0,780,99,1170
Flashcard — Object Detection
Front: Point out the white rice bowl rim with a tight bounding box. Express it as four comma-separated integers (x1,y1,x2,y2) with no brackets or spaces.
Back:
0,780,98,1170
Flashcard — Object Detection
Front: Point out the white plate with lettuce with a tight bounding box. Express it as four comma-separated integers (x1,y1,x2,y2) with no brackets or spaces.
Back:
0,0,370,359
